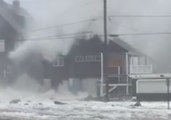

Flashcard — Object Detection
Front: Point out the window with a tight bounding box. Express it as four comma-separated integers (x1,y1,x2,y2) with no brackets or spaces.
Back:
95,55,101,62
75,55,101,63
85,56,94,62
53,56,64,67
139,57,146,65
130,56,139,65
75,56,84,62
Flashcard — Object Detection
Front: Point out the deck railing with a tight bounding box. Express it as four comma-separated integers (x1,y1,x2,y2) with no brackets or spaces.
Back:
130,65,153,74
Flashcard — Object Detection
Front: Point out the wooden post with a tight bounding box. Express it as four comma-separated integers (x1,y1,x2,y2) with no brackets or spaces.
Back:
103,0,109,102
100,53,104,97
126,52,129,95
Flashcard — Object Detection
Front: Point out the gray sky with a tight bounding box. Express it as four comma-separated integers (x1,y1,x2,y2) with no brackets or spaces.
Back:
5,0,171,35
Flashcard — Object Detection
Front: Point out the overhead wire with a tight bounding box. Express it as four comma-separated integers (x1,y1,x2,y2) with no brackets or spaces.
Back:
20,32,92,41
109,32,171,37
108,15,171,37
24,0,101,33
20,31,171,42
26,18,100,33
18,0,171,39
109,15,171,18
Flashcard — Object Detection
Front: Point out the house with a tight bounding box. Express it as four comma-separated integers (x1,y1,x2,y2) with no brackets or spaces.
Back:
0,0,29,82
43,35,153,97
108,37,153,74
111,38,153,97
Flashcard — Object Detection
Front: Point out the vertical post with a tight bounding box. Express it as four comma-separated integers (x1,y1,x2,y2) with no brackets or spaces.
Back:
118,66,121,83
100,53,104,97
126,52,129,95
167,78,170,109
103,0,109,102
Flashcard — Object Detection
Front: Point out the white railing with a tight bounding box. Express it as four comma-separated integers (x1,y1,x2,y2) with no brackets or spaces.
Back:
130,65,153,74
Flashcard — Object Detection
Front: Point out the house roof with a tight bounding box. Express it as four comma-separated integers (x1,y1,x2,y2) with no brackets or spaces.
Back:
109,36,144,55
69,35,131,56
0,0,29,34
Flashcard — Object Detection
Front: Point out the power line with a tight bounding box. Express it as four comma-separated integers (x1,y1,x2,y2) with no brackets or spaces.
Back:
22,36,76,41
22,31,171,42
27,18,100,33
109,32,171,36
27,31,91,39
109,15,171,18
22,32,171,42
20,32,91,41
26,15,171,33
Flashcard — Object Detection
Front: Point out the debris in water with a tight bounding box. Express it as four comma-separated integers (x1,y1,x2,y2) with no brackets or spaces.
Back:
54,101,66,105
134,101,142,107
83,95,99,101
38,103,43,105
10,99,21,104
24,103,29,105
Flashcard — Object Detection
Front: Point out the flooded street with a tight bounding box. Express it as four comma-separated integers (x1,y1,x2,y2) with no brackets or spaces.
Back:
0,101,170,120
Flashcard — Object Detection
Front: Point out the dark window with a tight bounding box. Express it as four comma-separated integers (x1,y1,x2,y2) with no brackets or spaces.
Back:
85,56,94,62
75,56,84,62
53,56,64,67
95,55,101,62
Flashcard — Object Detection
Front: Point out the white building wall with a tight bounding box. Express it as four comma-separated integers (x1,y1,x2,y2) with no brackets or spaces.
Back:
81,78,98,96
137,79,171,94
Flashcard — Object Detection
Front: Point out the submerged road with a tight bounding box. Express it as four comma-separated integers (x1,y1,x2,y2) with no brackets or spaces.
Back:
0,101,170,120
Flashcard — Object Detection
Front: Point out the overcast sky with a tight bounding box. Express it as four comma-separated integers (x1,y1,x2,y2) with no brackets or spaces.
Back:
5,0,171,35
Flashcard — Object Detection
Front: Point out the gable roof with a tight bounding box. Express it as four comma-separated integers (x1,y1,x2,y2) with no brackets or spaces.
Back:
0,0,28,34
109,36,144,55
69,35,129,56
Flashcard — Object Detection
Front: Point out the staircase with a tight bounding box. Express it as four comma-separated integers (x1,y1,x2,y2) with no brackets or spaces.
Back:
99,66,130,98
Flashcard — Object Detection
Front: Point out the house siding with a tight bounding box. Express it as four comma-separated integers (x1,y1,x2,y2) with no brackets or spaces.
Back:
43,36,128,89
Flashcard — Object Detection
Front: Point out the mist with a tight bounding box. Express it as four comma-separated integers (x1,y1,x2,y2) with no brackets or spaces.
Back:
9,0,171,73
107,0,171,73
2,0,103,98
9,0,102,62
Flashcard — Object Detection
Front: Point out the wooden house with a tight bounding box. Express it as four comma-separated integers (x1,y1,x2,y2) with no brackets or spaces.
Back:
43,35,153,96
0,0,28,82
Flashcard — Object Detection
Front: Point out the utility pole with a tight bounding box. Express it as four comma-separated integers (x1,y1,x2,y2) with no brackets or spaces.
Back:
103,0,109,102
